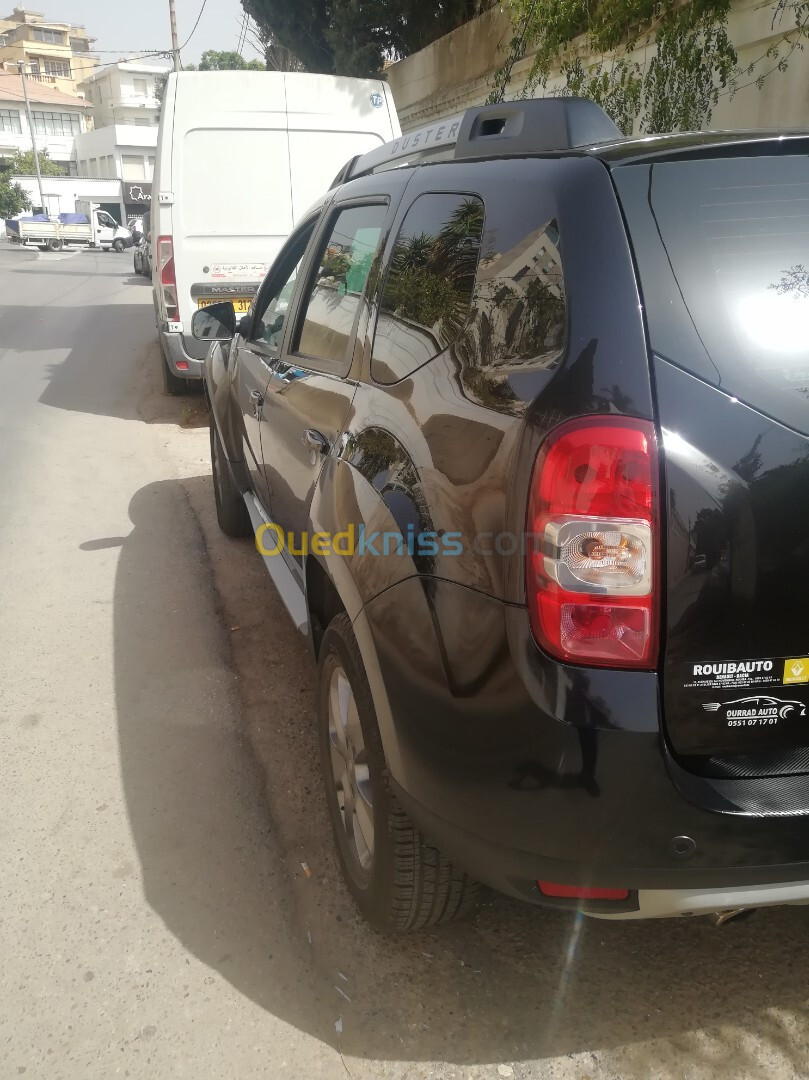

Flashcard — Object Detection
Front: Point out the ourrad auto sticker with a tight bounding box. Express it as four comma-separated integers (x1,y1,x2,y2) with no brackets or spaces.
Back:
701,695,808,727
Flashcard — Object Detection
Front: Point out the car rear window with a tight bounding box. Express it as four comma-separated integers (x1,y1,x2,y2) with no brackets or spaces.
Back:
614,153,809,436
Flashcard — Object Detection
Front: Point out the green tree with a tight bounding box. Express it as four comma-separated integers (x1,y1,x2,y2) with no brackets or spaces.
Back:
3,148,66,177
198,49,265,70
489,0,809,134
242,0,490,76
0,176,32,218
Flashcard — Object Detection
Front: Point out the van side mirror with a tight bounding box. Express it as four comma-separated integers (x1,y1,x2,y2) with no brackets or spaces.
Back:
191,301,236,341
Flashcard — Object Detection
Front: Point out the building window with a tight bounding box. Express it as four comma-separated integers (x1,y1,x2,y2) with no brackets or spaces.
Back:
133,78,147,96
107,154,115,176
31,110,82,136
44,59,71,78
69,36,89,52
121,154,145,181
28,58,40,74
79,159,87,175
66,160,77,176
89,157,97,174
0,108,22,134
33,27,64,44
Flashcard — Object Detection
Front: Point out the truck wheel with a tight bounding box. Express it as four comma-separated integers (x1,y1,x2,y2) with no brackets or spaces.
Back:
210,418,251,538
160,342,188,396
112,238,125,253
46,238,63,252
318,612,479,932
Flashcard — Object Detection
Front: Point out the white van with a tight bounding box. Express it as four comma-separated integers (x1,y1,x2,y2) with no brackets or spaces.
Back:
151,70,400,392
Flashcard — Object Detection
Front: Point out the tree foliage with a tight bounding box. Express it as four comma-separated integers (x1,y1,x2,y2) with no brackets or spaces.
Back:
197,49,265,70
0,176,32,218
489,0,809,133
242,0,491,76
2,148,66,177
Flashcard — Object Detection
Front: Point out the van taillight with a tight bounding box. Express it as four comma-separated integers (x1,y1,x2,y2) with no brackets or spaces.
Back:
526,416,659,669
157,235,178,321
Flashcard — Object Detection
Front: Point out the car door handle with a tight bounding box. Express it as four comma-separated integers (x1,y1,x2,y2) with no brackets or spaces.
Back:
302,428,329,456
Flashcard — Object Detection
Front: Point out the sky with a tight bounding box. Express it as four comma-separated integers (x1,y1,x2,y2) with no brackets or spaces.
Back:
55,0,255,68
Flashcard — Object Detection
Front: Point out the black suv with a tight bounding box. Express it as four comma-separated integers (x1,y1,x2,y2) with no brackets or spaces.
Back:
195,99,809,930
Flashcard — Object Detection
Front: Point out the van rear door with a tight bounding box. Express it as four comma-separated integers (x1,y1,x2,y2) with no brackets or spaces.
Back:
614,147,809,776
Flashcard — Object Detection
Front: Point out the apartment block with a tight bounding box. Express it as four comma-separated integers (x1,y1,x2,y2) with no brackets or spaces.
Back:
0,6,98,96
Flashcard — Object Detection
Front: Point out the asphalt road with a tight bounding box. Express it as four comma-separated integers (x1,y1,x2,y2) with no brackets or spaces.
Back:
2,245,809,1080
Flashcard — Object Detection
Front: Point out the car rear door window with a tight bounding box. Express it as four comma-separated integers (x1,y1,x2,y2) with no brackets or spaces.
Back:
294,204,387,370
371,193,485,384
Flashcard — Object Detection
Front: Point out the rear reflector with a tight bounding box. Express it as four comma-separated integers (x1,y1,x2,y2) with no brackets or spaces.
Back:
538,881,629,900
526,416,659,669
176,360,189,371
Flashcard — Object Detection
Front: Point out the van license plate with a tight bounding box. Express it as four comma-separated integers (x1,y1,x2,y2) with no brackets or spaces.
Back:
197,297,251,313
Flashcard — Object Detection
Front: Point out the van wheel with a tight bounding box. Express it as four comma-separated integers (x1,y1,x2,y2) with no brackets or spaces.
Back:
318,612,479,932
160,338,188,396
46,238,63,252
210,418,251,537
112,238,125,253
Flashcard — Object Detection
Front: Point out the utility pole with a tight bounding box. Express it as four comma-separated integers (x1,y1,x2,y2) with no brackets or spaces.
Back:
17,61,46,214
168,0,181,72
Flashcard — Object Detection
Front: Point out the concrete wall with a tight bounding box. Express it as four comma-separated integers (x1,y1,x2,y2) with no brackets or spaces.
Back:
386,0,809,132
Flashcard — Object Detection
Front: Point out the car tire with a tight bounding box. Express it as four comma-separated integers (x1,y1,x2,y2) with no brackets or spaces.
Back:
318,612,479,932
133,254,141,275
159,335,188,396
112,238,125,253
210,418,251,538
46,238,63,252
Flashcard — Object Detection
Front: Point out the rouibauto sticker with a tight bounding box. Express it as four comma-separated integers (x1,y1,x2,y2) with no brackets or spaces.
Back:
702,694,808,729
683,656,809,691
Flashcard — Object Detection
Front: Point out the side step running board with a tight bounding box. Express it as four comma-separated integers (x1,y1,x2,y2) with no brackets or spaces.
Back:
243,492,309,635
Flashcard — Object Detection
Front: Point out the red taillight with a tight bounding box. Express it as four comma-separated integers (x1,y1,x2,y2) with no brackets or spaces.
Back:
538,881,629,900
157,235,178,321
526,416,658,670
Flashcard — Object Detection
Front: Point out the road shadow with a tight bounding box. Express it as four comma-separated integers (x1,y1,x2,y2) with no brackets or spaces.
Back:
108,476,337,1045
106,473,809,1075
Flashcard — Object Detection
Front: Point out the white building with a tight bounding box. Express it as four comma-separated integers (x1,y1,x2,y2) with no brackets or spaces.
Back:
74,61,166,216
11,172,126,219
0,70,90,172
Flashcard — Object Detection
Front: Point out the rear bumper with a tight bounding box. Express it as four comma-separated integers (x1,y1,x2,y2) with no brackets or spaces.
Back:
160,329,207,379
611,879,809,920
355,576,809,919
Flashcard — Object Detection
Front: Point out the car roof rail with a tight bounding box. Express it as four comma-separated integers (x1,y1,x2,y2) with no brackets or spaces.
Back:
331,98,623,188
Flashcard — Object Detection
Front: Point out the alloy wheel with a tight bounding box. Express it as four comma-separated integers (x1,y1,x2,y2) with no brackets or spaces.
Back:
328,663,374,874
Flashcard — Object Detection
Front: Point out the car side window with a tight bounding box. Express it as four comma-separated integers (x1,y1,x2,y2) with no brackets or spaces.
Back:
250,222,316,351
371,193,485,385
293,203,388,370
